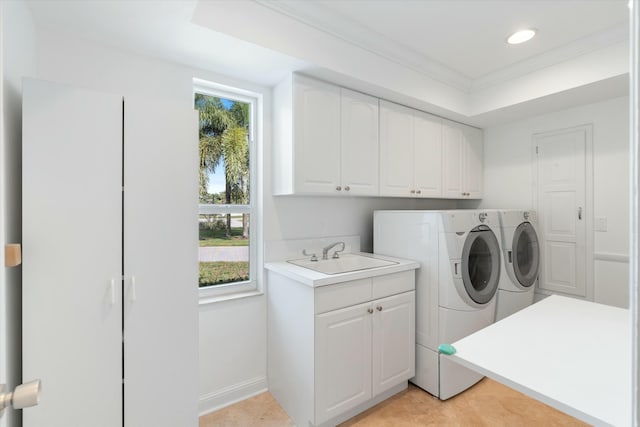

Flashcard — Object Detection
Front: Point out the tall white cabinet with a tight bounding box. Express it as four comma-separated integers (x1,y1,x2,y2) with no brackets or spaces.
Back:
22,79,199,427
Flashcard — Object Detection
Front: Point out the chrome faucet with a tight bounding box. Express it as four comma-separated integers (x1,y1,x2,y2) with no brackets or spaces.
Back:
322,241,345,260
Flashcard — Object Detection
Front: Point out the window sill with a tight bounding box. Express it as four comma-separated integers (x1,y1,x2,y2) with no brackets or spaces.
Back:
198,289,264,305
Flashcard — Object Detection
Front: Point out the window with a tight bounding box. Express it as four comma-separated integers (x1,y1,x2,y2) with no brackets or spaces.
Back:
194,80,259,300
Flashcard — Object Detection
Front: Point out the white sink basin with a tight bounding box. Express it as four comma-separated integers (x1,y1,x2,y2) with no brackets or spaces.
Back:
288,253,397,275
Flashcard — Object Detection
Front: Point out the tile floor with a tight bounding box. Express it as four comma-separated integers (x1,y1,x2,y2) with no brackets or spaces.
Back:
199,379,588,426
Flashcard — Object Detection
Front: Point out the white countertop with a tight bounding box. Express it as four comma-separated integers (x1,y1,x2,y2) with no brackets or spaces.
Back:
264,252,419,287
447,295,630,427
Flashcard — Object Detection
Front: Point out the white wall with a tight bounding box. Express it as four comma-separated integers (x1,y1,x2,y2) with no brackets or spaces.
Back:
478,96,630,308
33,28,463,415
1,1,37,426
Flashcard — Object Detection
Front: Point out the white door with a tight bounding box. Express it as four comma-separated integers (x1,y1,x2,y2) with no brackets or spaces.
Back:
413,111,443,197
463,125,484,199
315,302,372,425
372,292,415,397
124,97,199,426
341,88,379,195
293,75,341,194
535,126,590,297
442,121,464,198
22,79,123,427
379,101,413,197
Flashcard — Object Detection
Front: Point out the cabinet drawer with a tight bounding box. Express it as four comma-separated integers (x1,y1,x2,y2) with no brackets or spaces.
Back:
315,279,372,314
372,271,415,300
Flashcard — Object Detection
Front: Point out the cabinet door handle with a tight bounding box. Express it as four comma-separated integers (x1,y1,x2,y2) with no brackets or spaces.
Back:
130,276,137,302
416,190,421,195
336,186,342,191
109,279,116,305
344,186,350,191
578,207,583,220
367,308,374,314
410,190,415,194
376,306,383,311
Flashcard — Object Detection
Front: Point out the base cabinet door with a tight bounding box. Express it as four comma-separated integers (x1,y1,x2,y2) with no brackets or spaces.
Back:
315,302,373,424
372,292,416,396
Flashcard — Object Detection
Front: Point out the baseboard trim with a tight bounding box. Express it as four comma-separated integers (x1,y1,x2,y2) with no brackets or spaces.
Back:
199,376,268,417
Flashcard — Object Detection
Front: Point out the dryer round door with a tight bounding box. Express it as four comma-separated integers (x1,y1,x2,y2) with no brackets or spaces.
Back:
461,225,501,304
512,222,540,288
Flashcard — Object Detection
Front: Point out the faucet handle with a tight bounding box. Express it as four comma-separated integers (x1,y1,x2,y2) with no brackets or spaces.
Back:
332,242,346,259
302,249,318,262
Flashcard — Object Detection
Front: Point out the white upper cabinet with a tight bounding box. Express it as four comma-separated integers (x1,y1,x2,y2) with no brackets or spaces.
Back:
274,74,379,195
293,74,342,193
442,120,483,199
341,88,380,195
380,101,443,198
274,73,482,200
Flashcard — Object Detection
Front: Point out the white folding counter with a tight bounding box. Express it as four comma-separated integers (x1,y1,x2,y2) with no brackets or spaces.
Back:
447,295,631,426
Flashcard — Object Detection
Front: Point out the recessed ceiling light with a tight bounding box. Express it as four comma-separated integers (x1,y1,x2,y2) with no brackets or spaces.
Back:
507,29,536,45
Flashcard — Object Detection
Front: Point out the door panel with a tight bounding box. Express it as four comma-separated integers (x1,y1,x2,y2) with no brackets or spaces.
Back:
413,111,442,197
442,122,464,198
22,79,123,427
341,89,379,195
315,303,372,424
124,97,199,426
372,292,415,396
294,75,341,193
463,126,483,198
379,101,413,196
536,128,587,297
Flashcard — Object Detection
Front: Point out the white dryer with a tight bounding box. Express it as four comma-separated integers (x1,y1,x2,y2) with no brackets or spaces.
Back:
495,209,540,321
374,210,501,400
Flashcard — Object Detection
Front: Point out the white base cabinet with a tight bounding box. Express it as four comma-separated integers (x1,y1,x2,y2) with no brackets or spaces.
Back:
22,79,199,427
267,270,415,427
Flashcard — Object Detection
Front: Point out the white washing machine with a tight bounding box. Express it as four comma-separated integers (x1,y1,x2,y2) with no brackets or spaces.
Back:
494,209,540,321
373,210,501,400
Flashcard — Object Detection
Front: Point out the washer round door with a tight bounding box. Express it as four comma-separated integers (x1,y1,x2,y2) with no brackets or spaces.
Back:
461,225,501,304
512,222,540,288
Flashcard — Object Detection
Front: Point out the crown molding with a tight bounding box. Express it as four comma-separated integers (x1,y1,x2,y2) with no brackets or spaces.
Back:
254,0,473,91
255,1,628,96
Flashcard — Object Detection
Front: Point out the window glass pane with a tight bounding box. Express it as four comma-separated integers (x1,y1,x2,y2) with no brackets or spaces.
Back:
195,94,250,206
195,89,254,292
198,213,250,287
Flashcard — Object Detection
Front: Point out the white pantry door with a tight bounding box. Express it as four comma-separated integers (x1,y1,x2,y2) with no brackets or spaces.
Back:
535,126,590,297
22,79,123,427
123,97,199,427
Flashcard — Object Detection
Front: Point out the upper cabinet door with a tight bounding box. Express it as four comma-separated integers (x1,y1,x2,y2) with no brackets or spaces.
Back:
293,75,341,193
442,121,465,198
341,88,379,196
380,101,414,197
22,79,123,427
124,97,199,427
463,125,484,199
413,111,443,198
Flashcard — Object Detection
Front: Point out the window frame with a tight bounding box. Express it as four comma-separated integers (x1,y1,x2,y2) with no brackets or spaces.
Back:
194,79,260,303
